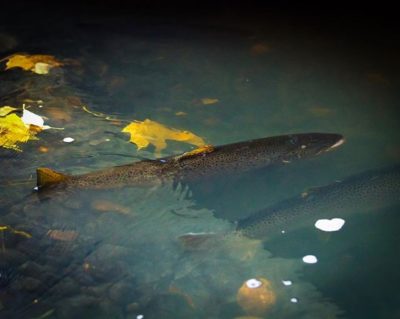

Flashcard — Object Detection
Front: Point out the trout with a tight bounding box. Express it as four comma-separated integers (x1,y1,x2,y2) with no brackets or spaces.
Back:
35,133,344,191
237,165,400,239
179,165,400,247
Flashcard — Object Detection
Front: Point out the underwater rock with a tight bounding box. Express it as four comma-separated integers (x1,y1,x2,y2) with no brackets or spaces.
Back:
0,262,16,289
108,281,136,305
236,277,276,316
49,277,81,297
56,295,123,319
143,293,199,319
9,276,43,293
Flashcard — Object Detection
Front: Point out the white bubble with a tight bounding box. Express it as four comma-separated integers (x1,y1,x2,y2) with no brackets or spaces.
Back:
33,186,38,191
315,218,345,232
63,137,74,143
290,297,298,303
246,278,262,289
282,280,292,286
136,315,144,319
281,230,286,234
302,255,318,264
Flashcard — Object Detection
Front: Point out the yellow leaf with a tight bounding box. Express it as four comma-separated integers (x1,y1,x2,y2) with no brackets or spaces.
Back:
201,98,219,105
0,225,32,238
0,106,17,116
122,119,205,154
2,53,63,74
0,113,34,151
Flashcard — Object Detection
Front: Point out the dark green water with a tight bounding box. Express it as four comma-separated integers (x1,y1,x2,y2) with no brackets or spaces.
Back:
1,3,399,319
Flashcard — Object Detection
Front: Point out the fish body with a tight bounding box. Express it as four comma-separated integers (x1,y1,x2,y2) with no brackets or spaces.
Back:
36,133,344,190
237,165,400,239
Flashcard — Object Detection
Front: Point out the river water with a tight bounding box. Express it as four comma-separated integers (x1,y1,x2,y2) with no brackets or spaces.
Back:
1,3,399,319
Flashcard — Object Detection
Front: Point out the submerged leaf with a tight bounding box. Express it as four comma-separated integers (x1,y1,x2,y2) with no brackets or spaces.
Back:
47,230,78,241
0,106,17,116
122,119,205,154
200,98,219,105
91,200,131,215
2,53,63,74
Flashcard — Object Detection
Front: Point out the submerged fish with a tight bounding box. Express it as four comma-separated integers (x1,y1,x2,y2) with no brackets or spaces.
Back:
238,165,400,239
36,133,344,191
180,165,400,246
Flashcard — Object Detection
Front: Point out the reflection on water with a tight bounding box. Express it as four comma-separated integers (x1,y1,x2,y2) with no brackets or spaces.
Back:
1,4,400,319
1,183,344,318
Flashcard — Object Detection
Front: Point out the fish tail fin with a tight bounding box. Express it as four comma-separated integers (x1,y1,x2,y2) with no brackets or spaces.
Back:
178,232,221,250
36,167,69,189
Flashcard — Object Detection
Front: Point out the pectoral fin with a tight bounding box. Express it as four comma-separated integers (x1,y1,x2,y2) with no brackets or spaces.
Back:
36,167,69,189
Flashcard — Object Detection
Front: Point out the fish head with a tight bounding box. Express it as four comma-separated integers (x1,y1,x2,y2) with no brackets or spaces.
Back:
283,133,345,160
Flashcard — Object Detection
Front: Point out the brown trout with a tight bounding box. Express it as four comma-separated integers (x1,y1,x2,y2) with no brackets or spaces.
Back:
179,165,400,248
36,133,344,191
237,165,400,239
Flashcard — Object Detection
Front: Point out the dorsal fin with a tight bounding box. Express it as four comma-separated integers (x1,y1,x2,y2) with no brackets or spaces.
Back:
174,145,215,161
36,167,69,188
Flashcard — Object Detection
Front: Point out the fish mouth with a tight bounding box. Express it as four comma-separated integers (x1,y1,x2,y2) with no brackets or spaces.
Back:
327,136,345,151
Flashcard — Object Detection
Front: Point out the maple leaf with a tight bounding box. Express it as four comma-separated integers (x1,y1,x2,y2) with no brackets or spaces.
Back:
0,108,53,151
0,106,17,116
122,119,205,154
1,53,63,74
0,113,34,151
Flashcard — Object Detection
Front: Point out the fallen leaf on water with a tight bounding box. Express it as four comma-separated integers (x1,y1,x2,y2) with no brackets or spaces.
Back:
0,113,36,151
1,53,63,74
91,200,131,215
0,225,32,238
47,230,78,241
200,98,219,105
122,119,205,154
82,105,118,121
0,106,17,116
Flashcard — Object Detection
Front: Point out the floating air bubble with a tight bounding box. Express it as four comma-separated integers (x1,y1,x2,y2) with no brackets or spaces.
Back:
315,218,345,232
302,255,318,264
282,280,292,286
63,137,74,143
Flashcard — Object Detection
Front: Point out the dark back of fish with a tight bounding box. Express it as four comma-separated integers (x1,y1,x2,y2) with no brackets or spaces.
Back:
174,133,343,181
238,165,400,239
